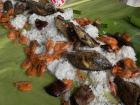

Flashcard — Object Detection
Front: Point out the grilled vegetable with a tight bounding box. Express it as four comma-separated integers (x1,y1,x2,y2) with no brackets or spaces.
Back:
114,76,140,105
70,85,95,105
44,80,68,97
66,51,112,71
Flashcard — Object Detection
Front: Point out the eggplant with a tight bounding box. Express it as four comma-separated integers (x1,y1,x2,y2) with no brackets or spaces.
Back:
65,51,112,71
114,76,140,105
44,80,67,97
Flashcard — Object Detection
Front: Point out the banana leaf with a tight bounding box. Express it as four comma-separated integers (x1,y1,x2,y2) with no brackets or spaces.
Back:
0,0,140,105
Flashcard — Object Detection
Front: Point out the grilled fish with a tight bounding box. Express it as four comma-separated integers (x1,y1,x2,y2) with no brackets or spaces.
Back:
65,51,112,71
55,15,99,47
114,76,140,105
55,15,69,37
73,25,99,47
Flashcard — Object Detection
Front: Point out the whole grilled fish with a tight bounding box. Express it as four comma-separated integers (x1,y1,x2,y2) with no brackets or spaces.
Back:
65,51,112,71
114,76,140,105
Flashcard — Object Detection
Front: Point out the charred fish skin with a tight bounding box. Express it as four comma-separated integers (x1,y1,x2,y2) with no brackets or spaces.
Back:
55,15,68,37
55,15,99,47
114,76,140,105
44,80,67,97
70,85,94,105
73,25,99,47
66,51,112,71
55,16,79,42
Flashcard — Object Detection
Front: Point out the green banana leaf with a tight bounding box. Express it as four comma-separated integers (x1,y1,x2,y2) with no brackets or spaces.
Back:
129,15,140,28
0,0,140,105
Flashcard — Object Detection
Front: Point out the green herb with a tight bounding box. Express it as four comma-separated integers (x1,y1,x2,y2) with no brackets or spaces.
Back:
73,10,82,15
64,19,70,22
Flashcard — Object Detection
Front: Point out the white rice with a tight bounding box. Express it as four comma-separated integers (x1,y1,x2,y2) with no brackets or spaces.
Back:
11,14,27,30
84,24,99,38
88,71,110,105
22,8,73,44
47,58,76,80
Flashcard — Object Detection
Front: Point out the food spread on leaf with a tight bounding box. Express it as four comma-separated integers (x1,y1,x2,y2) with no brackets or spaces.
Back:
0,0,140,105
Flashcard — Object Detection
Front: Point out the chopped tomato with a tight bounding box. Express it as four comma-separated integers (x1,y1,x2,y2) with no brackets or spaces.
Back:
26,67,37,77
63,79,73,89
19,35,29,45
15,81,32,92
